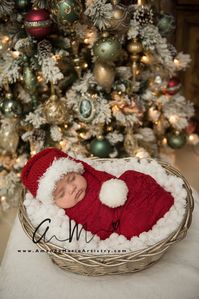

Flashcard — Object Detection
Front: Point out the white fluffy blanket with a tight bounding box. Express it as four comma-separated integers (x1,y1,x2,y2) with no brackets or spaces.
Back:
23,158,187,253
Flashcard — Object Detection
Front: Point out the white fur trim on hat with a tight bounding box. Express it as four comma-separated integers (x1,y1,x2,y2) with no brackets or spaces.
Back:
37,158,84,204
99,179,129,208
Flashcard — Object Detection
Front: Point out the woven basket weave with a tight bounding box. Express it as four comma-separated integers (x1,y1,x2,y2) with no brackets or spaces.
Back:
18,158,194,276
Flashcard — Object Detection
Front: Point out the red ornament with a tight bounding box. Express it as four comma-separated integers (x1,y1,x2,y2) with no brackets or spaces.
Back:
166,77,181,95
24,9,51,39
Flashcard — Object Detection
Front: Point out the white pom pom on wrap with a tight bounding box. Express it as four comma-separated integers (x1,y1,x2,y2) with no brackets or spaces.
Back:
99,179,129,208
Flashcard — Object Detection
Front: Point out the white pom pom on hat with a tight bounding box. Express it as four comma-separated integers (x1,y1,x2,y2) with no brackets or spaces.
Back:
99,179,129,208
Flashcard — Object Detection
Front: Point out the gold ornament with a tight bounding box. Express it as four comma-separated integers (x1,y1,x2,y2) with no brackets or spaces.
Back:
127,38,143,54
141,52,153,65
43,94,68,125
124,127,138,156
70,36,88,77
93,61,116,93
137,0,149,5
108,5,130,33
154,116,166,137
0,118,19,155
127,38,143,84
111,0,120,4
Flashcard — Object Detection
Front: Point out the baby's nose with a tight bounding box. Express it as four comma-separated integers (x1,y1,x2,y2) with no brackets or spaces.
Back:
68,183,77,194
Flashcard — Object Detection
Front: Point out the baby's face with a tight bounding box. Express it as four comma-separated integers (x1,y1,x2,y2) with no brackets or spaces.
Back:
53,172,87,209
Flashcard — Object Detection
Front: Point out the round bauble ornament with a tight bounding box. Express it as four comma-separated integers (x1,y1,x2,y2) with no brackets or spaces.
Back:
93,61,116,93
127,38,143,55
0,118,19,155
90,136,113,158
167,132,186,149
166,77,181,95
43,95,68,125
1,93,22,118
15,0,31,11
93,36,121,62
158,14,175,36
24,9,51,39
51,0,82,25
108,5,130,33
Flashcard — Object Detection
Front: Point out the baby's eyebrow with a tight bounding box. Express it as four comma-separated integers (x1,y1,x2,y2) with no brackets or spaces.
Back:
66,173,75,182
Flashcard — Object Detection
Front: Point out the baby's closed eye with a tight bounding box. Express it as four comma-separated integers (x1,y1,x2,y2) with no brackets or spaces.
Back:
56,187,65,199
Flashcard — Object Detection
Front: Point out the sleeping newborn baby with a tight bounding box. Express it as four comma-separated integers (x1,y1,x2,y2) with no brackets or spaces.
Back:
21,147,174,240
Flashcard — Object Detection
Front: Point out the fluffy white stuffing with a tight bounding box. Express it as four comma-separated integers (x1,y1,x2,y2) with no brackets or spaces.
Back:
99,179,128,208
24,158,187,254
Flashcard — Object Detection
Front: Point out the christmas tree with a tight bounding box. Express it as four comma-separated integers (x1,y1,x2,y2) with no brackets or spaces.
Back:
0,0,198,211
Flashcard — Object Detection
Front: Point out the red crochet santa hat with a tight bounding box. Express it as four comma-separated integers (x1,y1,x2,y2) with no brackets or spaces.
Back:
21,147,129,208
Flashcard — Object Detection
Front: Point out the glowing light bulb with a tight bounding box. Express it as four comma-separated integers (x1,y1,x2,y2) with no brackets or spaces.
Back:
12,51,20,58
2,36,9,44
169,115,178,125
1,196,6,202
141,55,150,64
188,134,199,145
162,138,167,145
174,58,180,67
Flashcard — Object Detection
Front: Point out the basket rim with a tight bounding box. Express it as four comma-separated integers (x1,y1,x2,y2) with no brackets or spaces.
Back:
18,157,194,259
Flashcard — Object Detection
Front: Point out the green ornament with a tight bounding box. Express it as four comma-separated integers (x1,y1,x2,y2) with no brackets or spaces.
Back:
23,65,37,95
90,137,112,158
93,36,121,62
52,0,82,24
1,93,22,117
22,54,29,63
31,95,39,109
15,0,30,11
158,14,175,35
167,132,186,149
